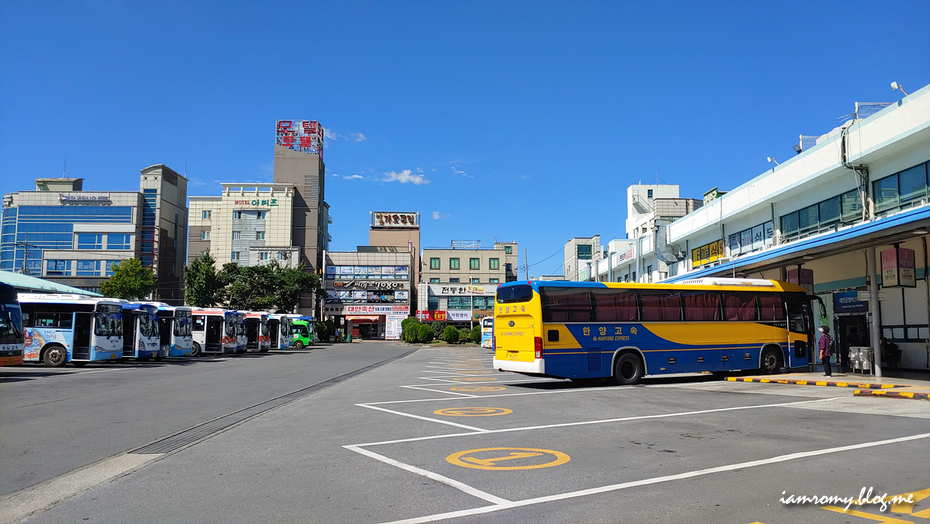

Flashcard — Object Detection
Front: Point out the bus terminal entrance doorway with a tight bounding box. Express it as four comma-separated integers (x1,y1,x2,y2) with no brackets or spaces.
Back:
836,314,869,372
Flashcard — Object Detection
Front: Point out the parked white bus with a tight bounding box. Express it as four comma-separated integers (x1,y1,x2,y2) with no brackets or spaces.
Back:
18,293,123,367
191,308,238,355
267,314,293,350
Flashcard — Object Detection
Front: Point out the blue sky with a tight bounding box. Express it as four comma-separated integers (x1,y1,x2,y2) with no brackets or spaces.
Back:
2,0,928,277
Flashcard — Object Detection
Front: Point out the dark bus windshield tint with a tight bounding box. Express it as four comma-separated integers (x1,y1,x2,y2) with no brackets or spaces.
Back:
496,285,533,304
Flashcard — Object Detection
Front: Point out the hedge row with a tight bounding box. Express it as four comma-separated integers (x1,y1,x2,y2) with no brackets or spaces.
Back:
401,317,481,344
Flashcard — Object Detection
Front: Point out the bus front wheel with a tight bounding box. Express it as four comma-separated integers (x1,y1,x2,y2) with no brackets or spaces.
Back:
43,345,67,367
294,340,305,349
191,343,201,357
761,347,782,374
613,353,643,385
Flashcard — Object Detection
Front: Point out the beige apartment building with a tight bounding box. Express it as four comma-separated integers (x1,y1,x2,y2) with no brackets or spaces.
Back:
188,183,299,267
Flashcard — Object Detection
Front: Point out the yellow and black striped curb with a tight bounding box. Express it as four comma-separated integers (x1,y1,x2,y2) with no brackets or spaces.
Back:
726,377,908,389
853,390,930,400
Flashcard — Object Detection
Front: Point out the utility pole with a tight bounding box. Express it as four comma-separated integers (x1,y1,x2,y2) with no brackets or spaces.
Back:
15,236,40,275
524,248,528,280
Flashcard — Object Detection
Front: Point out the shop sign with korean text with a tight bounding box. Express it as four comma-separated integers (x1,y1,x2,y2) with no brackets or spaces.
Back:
882,247,916,287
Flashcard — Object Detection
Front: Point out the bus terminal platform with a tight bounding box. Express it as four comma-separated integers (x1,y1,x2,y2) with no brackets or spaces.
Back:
727,369,930,400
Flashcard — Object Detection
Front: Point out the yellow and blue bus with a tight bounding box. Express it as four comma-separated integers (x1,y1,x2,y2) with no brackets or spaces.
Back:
493,278,818,385
0,283,24,366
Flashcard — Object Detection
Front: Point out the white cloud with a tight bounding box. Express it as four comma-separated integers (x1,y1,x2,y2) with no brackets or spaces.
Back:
383,169,428,185
451,166,472,178
432,211,441,220
344,174,364,180
416,167,424,173
323,127,344,141
349,132,367,142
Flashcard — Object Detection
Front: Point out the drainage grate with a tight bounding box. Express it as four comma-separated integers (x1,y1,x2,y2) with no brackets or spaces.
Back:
130,348,416,454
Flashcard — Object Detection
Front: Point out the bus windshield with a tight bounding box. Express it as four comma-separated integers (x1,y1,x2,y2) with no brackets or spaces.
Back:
174,311,192,337
496,285,533,304
139,313,158,338
94,304,122,337
0,302,23,344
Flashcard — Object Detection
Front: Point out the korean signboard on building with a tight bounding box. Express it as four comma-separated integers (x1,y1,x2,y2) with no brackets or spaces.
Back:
275,120,324,157
881,247,916,288
370,211,419,229
692,240,725,268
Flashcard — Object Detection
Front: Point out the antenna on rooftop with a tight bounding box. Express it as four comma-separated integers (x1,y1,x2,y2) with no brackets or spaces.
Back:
62,154,67,178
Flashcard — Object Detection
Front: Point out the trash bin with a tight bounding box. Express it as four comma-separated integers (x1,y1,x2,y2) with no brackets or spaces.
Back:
347,333,352,343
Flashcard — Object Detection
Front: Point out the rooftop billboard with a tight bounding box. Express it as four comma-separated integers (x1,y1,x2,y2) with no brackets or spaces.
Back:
275,120,323,157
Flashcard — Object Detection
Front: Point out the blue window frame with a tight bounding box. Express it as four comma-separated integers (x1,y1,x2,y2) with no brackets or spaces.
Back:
46,259,72,276
106,260,120,276
76,260,101,276
77,233,103,250
107,234,131,250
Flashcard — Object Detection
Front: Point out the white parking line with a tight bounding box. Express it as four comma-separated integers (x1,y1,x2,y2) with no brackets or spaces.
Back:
399,385,479,397
373,432,930,524
351,397,841,448
357,404,490,432
344,445,510,506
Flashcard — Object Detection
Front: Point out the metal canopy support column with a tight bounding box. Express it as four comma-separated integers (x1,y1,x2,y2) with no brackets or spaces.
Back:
867,246,882,378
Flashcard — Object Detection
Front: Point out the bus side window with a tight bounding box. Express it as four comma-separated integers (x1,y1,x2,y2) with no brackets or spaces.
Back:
548,330,560,342
193,316,205,332
723,292,759,322
639,291,682,321
682,291,721,321
592,290,637,321
542,290,592,322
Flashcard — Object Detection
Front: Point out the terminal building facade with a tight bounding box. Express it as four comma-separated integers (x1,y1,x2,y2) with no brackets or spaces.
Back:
0,164,188,302
596,86,930,372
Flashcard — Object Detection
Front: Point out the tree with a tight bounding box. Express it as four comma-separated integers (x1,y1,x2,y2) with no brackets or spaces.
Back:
271,263,322,313
220,263,276,311
183,251,223,307
417,324,434,343
100,258,156,300
470,325,482,343
442,326,459,344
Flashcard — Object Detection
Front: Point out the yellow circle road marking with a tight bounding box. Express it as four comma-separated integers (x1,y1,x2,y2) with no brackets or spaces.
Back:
452,377,497,382
447,447,570,470
450,386,506,392
434,407,513,417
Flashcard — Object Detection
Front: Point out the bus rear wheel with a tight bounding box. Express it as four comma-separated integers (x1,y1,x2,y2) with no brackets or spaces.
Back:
613,352,643,385
760,347,782,374
43,345,67,367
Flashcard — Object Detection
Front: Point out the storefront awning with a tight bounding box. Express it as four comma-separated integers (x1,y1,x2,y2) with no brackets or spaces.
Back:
346,316,380,322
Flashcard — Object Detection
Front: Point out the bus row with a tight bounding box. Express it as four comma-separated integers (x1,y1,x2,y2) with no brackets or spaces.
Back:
0,287,317,367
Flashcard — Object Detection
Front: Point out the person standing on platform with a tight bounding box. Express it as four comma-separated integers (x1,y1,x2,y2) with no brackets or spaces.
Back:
818,326,833,377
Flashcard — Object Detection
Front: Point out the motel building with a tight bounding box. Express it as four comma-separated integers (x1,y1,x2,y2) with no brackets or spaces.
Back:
598,85,930,375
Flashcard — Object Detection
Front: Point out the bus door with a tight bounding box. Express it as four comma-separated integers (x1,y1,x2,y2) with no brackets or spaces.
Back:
246,317,259,350
206,315,223,353
158,312,172,357
786,300,812,368
268,318,280,348
73,312,92,360
123,312,138,358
